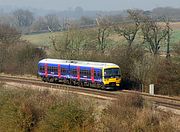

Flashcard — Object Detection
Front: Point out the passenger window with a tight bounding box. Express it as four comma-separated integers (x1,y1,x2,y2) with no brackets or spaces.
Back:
97,72,102,77
94,71,97,77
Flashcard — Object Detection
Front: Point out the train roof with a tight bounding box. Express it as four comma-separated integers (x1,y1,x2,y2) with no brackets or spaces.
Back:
39,59,119,68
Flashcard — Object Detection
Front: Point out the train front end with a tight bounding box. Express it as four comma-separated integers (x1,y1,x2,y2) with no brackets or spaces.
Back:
102,66,121,89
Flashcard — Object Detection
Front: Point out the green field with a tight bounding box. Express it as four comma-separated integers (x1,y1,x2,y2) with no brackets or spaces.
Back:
22,30,180,46
172,30,180,43
22,32,63,46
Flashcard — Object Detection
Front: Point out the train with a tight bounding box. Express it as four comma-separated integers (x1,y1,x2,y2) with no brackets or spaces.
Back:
38,59,121,89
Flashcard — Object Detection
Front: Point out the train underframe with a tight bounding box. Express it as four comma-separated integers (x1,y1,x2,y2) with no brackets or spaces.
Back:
41,76,119,90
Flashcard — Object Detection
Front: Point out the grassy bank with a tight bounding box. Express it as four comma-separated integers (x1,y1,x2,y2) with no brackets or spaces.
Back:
0,83,179,131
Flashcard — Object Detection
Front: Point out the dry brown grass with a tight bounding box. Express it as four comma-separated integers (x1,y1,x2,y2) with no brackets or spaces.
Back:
0,84,179,131
102,94,179,132
0,85,96,132
158,22,180,30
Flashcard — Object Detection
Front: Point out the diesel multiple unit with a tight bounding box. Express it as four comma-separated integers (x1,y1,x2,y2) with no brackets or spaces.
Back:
38,59,121,89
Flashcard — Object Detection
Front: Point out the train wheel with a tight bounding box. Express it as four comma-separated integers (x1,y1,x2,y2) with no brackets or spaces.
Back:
101,84,105,90
76,81,80,86
49,78,55,83
73,81,77,86
42,77,47,82
42,77,45,82
86,82,90,87
80,82,84,87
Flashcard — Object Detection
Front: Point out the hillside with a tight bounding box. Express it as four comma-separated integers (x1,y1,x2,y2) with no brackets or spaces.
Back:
22,22,180,46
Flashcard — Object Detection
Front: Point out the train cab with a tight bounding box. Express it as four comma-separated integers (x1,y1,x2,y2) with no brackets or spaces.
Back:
103,66,121,89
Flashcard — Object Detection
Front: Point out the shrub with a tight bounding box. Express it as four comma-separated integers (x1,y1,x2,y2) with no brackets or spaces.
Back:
0,87,95,131
156,59,180,96
1,42,46,75
102,94,178,132
37,94,95,132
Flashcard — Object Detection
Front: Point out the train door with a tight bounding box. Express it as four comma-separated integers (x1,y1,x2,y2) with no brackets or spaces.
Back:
58,64,61,78
45,63,48,77
91,67,94,83
77,66,80,81
68,64,70,78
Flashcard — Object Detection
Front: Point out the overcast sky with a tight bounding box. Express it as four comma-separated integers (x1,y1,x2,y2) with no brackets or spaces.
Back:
0,0,180,11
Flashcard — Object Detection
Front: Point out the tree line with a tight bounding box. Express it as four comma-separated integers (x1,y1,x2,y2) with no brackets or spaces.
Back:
1,7,180,34
0,9,179,96
49,10,180,96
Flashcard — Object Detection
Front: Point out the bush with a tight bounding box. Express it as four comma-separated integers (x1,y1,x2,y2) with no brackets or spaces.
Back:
0,85,179,131
1,41,46,75
156,59,180,96
0,86,95,131
102,94,178,132
37,93,95,131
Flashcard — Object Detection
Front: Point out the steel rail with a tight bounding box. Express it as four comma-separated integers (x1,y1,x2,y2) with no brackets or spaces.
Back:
0,75,180,110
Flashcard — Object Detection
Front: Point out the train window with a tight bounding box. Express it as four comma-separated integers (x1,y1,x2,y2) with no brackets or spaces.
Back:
87,70,91,77
42,66,44,71
75,69,77,74
85,70,87,76
54,67,58,72
83,70,85,75
61,68,67,73
47,66,51,72
97,71,102,77
80,70,86,76
72,69,77,75
84,70,86,75
80,70,83,75
79,69,91,77
53,67,56,72
94,71,97,77
47,66,57,72
40,66,44,72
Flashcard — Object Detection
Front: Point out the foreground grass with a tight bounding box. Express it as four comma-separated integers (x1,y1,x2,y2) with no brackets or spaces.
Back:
0,84,95,132
0,83,179,132
102,95,179,132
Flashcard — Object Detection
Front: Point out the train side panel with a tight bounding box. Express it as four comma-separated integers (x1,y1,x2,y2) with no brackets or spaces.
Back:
38,60,120,89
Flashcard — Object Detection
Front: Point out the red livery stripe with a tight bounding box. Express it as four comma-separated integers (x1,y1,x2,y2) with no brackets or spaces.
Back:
58,64,61,78
77,66,80,81
91,67,94,83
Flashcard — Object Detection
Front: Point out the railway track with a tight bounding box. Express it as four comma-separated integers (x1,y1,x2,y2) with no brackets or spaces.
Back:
0,75,180,112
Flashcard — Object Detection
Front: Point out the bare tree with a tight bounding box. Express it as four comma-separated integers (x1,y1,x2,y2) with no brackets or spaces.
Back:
31,17,47,32
96,15,111,53
0,24,21,72
141,17,169,55
45,14,61,32
50,25,88,59
114,10,142,47
165,19,173,58
80,16,94,26
133,54,161,92
13,9,34,27
0,23,21,44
